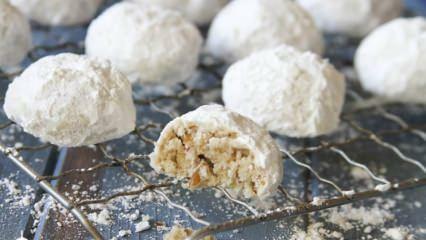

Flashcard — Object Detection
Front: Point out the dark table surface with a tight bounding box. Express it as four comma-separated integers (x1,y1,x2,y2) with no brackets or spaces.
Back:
0,1,425,240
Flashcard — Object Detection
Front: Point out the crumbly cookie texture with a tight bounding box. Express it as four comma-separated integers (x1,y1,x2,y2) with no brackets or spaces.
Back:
86,1,202,84
150,105,283,199
355,17,426,104
297,0,402,37
10,0,103,26
223,45,345,138
206,0,323,64
0,0,31,67
164,226,215,240
4,53,136,147
133,0,228,25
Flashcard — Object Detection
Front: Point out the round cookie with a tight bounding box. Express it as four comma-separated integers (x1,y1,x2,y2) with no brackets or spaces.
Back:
206,0,324,63
355,17,426,103
10,0,103,26
4,53,136,147
150,104,283,199
297,0,402,37
0,0,31,67
133,0,228,25
86,1,202,84
223,45,346,137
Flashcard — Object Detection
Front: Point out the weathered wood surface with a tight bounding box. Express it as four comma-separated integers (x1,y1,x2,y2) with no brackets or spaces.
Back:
0,1,425,240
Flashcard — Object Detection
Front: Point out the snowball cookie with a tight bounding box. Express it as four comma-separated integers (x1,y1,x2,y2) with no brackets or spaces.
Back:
297,0,402,37
4,53,136,147
355,18,426,104
150,104,283,199
133,0,228,25
205,0,324,64
86,2,202,84
223,45,345,138
0,0,31,67
9,0,103,26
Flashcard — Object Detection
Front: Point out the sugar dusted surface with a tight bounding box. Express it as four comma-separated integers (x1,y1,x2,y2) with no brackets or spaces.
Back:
133,0,228,25
4,53,136,147
86,1,202,84
9,0,103,26
223,45,345,137
150,104,283,199
0,0,31,67
206,0,324,63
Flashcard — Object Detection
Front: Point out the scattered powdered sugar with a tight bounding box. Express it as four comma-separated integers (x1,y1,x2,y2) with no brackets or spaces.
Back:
375,183,391,192
364,226,372,234
118,229,131,238
20,194,32,206
326,204,394,230
350,167,371,181
291,223,324,240
135,221,151,233
89,185,98,192
342,190,355,197
88,208,112,226
290,222,343,240
129,210,140,221
414,201,422,208
384,227,411,240
16,231,27,240
311,197,325,206
214,189,224,198
287,197,416,240
0,177,35,208
30,196,47,233
1,178,21,195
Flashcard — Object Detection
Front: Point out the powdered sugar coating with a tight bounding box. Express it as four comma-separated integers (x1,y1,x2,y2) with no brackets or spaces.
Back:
10,0,103,26
223,45,345,137
151,104,283,199
206,0,324,64
4,53,136,147
133,0,228,25
297,0,402,37
0,0,31,67
85,2,202,84
355,18,426,104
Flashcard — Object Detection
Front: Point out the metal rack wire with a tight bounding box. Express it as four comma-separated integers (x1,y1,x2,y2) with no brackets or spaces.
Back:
1,7,426,240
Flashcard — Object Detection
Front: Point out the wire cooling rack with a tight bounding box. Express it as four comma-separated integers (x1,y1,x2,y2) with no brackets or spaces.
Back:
1,3,426,240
